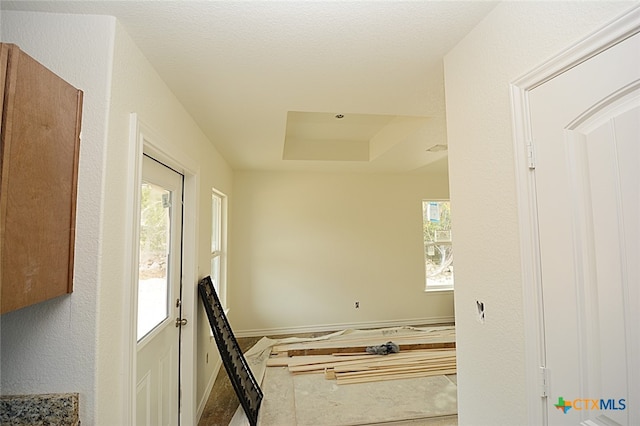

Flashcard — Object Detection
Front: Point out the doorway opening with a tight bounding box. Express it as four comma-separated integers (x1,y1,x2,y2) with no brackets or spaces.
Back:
125,114,199,426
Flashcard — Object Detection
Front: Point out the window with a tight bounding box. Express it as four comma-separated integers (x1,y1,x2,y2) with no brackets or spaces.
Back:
211,189,227,307
138,182,170,341
137,156,183,342
422,200,454,291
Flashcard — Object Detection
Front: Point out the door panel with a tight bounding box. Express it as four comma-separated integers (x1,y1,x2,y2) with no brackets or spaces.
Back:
136,373,151,426
136,155,183,426
529,32,639,426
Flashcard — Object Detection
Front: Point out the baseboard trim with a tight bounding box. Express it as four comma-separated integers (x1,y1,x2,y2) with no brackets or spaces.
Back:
196,357,222,422
233,316,455,338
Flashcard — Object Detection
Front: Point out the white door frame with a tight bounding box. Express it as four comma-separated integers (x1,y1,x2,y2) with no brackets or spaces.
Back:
123,113,200,425
510,5,640,425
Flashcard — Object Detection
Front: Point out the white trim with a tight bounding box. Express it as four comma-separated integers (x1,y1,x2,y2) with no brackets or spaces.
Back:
424,287,454,294
123,114,144,425
510,5,640,426
514,5,640,92
210,188,228,309
124,113,201,426
232,316,455,338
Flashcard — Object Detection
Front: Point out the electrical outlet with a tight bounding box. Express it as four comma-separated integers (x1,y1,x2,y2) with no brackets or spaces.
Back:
355,301,360,309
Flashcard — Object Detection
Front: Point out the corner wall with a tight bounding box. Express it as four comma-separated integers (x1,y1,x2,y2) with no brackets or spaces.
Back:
229,171,454,334
97,21,233,424
0,12,115,424
0,11,234,424
443,2,636,424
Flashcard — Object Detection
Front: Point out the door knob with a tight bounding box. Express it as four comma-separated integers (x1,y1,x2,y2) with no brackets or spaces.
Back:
175,317,188,327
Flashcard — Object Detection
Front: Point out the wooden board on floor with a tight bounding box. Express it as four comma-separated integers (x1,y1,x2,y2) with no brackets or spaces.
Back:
267,326,457,386
284,341,455,356
288,350,456,375
270,327,456,356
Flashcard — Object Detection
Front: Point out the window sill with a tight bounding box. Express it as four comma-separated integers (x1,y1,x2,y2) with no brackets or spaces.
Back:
424,287,454,293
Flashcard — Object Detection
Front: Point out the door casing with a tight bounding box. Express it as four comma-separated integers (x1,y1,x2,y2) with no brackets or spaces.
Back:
510,5,640,425
124,113,199,426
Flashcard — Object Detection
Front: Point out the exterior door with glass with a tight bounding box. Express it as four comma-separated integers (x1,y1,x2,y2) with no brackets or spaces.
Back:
136,155,184,426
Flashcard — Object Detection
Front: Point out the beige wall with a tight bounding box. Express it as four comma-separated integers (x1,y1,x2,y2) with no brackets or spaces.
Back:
7,3,634,425
0,8,453,426
0,12,233,423
444,2,636,425
98,22,234,423
228,171,454,334
0,12,115,424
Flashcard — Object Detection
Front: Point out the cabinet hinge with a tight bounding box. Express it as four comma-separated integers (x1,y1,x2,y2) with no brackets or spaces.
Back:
540,366,549,398
527,139,536,170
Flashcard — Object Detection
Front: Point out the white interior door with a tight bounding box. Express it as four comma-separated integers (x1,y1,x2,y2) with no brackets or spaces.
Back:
136,155,184,426
529,31,639,425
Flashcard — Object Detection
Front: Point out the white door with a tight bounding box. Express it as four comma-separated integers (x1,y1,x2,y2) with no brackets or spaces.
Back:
529,31,639,425
136,155,185,426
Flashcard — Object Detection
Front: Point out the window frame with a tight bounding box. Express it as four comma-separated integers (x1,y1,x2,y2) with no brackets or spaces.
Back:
211,189,228,308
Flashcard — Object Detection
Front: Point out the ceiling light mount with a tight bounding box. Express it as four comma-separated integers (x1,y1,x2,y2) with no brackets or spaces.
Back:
334,114,345,119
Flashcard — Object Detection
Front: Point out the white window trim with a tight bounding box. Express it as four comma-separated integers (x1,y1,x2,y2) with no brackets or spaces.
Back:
424,285,454,293
211,188,228,309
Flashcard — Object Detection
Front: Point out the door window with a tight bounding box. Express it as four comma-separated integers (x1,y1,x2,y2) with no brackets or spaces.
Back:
138,182,172,341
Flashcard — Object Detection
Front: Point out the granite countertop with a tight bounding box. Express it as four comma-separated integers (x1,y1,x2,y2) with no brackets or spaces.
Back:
0,393,79,426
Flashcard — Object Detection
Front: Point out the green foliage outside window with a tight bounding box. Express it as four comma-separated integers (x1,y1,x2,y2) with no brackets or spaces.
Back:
139,183,170,279
422,201,454,287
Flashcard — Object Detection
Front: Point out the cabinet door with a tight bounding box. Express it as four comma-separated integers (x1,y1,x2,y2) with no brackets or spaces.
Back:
0,43,83,314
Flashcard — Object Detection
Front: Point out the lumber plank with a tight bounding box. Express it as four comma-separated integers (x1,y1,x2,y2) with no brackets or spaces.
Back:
266,326,458,385
330,347,453,356
331,358,457,373
272,334,454,352
287,351,456,374
267,358,292,367
286,342,455,357
287,354,376,367
335,368,458,385
270,328,455,353
331,348,454,357
334,362,457,376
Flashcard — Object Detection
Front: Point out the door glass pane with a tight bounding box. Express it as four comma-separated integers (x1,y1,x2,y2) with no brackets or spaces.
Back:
138,182,171,341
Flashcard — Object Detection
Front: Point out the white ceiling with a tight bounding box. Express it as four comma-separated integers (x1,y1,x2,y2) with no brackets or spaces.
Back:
2,1,498,174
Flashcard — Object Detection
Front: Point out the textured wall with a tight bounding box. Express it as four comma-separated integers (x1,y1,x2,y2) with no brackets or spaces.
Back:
98,22,233,424
0,12,115,424
229,171,454,334
0,11,235,424
444,2,636,425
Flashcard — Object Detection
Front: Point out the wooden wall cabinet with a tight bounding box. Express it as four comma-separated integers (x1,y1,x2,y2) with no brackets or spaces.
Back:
0,43,83,314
